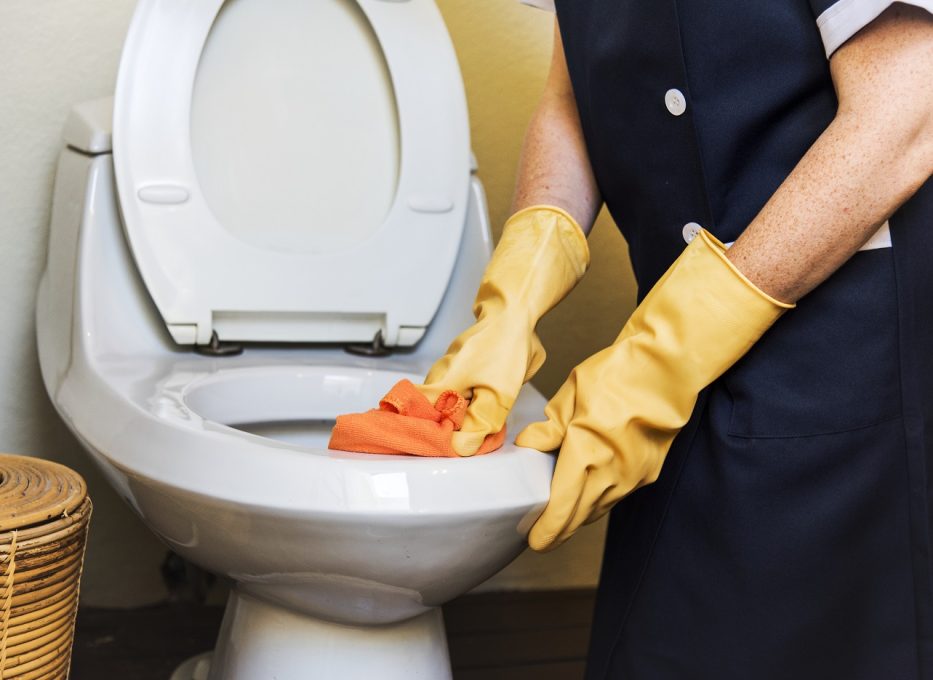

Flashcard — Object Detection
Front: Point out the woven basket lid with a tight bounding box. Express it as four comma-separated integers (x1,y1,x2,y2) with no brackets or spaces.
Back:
0,454,87,533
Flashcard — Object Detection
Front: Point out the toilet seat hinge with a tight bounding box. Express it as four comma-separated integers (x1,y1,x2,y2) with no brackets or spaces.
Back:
194,330,244,357
345,330,393,357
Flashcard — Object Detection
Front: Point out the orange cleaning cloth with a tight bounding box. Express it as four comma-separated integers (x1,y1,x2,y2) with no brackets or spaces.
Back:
328,379,506,457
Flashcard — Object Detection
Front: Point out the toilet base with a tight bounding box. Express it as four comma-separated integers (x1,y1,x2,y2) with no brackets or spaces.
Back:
170,590,452,680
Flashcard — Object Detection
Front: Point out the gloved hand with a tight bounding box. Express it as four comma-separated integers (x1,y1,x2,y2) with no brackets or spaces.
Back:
516,229,794,551
420,205,590,456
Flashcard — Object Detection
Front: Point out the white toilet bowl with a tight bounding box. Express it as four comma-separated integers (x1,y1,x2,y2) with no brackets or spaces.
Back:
132,362,554,629
38,128,554,679
104,359,551,679
36,0,555,671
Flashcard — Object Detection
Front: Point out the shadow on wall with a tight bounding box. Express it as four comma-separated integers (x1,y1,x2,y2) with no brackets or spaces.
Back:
0,0,637,606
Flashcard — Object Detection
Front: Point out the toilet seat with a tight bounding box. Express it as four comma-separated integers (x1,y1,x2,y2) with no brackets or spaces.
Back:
113,0,470,348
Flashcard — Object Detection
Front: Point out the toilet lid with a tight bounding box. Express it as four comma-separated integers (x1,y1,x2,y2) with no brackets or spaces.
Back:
113,0,470,347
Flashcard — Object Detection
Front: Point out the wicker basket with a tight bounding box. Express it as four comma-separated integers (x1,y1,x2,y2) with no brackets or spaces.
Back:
0,454,91,680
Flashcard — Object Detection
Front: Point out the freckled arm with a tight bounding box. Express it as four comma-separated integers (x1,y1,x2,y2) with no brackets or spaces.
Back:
512,21,603,234
727,5,933,303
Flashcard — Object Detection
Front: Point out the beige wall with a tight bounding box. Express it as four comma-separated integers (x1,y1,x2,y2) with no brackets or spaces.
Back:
0,0,169,607
0,0,637,606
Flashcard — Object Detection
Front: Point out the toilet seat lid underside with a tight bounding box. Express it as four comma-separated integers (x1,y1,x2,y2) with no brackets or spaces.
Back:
113,0,470,347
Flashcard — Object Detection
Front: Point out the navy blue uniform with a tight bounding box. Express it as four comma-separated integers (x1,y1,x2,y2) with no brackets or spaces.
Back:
523,0,933,676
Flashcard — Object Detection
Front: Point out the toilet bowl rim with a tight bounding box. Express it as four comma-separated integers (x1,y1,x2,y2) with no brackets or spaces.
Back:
59,353,556,517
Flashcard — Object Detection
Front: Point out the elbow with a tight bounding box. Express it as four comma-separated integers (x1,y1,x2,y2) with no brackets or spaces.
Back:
895,96,933,191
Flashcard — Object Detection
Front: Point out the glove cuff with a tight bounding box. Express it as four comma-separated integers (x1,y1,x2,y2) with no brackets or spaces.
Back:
697,229,795,310
503,205,591,278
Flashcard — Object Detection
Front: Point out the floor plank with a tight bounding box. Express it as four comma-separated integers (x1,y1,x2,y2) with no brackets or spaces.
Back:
443,590,596,634
448,627,591,668
455,661,587,680
71,604,224,680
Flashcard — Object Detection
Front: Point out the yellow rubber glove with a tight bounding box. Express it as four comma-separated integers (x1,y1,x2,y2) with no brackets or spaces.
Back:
420,205,590,456
516,229,794,551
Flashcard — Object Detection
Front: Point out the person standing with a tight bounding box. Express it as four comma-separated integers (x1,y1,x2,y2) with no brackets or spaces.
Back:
419,1,932,676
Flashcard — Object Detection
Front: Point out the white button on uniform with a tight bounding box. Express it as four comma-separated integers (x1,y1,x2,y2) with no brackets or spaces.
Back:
682,222,702,243
665,88,687,116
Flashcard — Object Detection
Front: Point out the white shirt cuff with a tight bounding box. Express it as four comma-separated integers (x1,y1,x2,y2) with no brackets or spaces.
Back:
817,0,933,56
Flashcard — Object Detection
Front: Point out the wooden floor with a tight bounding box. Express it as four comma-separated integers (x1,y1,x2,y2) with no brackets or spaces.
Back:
69,590,596,680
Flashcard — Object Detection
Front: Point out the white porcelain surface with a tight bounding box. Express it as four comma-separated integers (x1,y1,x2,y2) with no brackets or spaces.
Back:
212,592,451,680
113,0,470,346
170,594,452,680
89,357,553,624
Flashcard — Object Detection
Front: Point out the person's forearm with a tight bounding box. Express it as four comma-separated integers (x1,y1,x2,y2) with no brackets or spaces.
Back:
728,5,932,303
512,24,602,234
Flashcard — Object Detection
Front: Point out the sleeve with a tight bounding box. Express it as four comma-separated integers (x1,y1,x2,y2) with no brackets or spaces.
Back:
519,0,556,11
811,0,933,57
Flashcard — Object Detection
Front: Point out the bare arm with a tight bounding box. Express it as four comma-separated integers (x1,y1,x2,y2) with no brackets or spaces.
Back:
727,5,933,303
512,23,602,234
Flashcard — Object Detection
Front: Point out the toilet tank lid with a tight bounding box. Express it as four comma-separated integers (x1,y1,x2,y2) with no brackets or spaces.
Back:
63,98,114,155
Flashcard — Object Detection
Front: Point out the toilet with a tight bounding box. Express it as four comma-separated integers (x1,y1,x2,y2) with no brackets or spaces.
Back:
35,0,554,678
